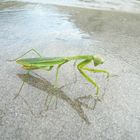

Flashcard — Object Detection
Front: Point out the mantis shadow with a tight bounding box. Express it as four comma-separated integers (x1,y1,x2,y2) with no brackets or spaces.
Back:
17,73,99,125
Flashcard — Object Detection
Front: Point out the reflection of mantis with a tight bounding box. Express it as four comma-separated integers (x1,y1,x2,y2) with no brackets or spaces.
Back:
11,49,109,95
18,73,99,124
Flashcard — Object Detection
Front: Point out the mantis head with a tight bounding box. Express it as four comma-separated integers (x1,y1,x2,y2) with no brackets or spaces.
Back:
93,55,105,66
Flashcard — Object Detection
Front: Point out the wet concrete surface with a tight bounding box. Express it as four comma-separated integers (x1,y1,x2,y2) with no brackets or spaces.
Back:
0,1,140,140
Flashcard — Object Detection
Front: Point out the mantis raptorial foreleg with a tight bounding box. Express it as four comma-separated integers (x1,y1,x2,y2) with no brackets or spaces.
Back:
83,68,110,78
8,48,42,61
77,59,100,95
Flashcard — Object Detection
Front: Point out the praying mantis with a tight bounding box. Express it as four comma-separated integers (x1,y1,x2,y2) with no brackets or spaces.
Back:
10,49,110,96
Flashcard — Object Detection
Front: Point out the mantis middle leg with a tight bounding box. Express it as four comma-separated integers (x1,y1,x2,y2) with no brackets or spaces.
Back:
55,60,69,87
44,66,54,71
77,59,100,95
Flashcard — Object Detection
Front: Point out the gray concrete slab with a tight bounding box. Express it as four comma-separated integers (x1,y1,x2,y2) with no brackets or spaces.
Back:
0,1,140,140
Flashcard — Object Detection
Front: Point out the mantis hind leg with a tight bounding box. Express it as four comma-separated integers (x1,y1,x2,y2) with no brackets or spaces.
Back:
13,81,25,99
13,70,31,99
77,59,100,95
8,48,42,61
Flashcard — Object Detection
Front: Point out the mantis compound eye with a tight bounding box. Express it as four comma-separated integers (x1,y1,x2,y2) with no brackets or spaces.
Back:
93,55,105,66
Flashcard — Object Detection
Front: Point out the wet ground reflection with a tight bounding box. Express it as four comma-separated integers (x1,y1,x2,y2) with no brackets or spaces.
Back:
17,73,99,124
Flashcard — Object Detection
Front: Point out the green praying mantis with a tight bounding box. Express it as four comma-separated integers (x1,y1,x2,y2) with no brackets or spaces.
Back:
10,49,110,96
